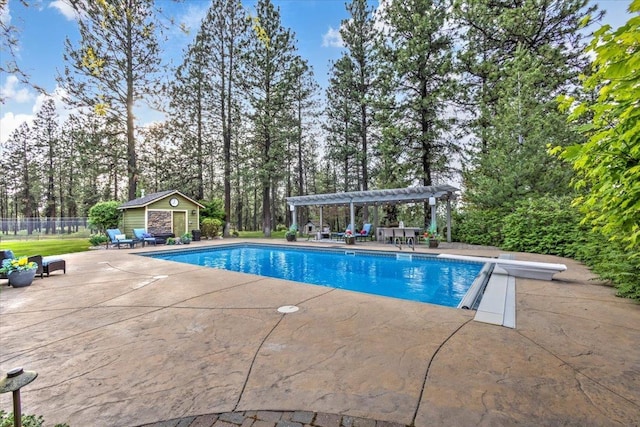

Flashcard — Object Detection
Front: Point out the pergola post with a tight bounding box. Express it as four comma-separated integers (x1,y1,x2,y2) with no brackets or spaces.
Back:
446,198,452,243
349,201,355,233
290,205,297,229
319,207,323,230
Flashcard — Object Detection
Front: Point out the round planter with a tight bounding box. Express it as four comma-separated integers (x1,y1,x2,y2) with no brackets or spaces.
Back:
428,239,439,248
8,269,36,287
345,236,355,245
286,234,296,242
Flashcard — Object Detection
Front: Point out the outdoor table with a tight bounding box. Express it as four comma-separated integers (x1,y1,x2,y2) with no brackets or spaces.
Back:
377,227,421,244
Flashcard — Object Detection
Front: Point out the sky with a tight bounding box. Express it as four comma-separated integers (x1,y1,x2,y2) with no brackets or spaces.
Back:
0,0,635,144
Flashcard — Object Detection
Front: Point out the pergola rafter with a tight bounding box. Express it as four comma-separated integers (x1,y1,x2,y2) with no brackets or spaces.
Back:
286,185,459,242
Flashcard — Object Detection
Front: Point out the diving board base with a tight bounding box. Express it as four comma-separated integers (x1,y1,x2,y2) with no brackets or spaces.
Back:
474,266,516,329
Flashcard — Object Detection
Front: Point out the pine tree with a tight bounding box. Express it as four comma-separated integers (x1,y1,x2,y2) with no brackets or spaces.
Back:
200,0,250,235
59,0,163,200
324,55,360,193
378,0,456,225
243,0,298,236
456,0,595,211
31,98,60,233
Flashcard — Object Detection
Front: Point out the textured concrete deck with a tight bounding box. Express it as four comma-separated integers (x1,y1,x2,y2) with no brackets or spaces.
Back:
1,239,638,426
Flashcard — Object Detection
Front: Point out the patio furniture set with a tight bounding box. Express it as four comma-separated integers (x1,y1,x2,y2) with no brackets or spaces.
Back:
1,249,66,287
106,228,175,249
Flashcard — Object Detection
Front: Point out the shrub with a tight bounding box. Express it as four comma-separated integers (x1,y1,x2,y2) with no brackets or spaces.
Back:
201,218,223,238
453,208,506,247
501,196,587,257
0,410,69,427
88,201,121,233
89,233,108,247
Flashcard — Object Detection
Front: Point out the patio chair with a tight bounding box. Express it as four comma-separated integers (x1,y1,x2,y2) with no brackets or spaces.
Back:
133,228,158,247
106,229,136,249
332,224,353,241
356,223,373,241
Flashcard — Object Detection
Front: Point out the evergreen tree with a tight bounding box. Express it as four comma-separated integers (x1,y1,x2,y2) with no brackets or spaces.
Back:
31,98,60,233
170,29,217,201
200,0,250,235
243,0,298,236
340,0,380,196
456,0,594,212
59,0,163,200
464,47,576,209
324,55,360,193
378,0,456,225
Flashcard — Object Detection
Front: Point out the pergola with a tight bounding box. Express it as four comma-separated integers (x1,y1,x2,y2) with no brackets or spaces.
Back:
285,185,459,242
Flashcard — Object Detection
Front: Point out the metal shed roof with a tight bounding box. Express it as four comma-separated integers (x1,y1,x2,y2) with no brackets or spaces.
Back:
285,185,459,207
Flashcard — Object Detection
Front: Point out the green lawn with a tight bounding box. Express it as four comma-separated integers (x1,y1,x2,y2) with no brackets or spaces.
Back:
0,239,92,258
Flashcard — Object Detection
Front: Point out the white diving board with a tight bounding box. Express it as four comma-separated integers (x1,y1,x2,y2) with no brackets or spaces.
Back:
438,254,566,281
444,253,565,329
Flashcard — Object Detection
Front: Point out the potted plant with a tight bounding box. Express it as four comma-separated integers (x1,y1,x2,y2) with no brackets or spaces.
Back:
423,223,440,248
181,233,192,244
344,230,355,245
1,256,38,287
285,224,298,242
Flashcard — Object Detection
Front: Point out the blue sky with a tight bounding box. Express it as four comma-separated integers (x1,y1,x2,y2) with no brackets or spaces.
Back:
0,0,634,143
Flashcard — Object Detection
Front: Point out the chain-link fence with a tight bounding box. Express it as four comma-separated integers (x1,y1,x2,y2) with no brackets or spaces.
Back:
0,217,92,240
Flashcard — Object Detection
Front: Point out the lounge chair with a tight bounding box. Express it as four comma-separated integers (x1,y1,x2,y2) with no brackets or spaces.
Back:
133,228,158,247
106,229,136,249
332,224,353,241
356,223,373,241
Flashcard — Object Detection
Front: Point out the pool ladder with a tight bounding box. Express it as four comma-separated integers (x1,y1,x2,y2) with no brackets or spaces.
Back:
395,235,415,251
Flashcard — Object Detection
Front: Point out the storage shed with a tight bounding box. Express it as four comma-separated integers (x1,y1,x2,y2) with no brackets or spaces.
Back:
118,190,204,239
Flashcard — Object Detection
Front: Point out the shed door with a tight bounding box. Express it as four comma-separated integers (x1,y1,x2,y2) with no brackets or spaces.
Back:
173,211,186,236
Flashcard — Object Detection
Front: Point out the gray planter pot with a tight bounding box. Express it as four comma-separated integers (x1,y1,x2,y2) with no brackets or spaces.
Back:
8,269,36,287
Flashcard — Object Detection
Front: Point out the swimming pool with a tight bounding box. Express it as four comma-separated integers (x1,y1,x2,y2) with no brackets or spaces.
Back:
144,244,485,308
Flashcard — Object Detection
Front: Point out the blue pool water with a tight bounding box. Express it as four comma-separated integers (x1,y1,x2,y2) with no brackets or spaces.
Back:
145,244,484,307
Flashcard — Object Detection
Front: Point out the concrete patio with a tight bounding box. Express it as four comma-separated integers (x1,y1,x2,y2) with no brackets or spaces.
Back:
1,239,638,426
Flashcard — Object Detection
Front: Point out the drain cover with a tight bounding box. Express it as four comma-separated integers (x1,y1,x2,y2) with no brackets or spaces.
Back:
277,305,299,314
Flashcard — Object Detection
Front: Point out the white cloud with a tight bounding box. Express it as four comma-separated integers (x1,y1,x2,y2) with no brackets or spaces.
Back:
0,112,33,144
49,0,79,21
322,27,343,48
177,3,209,36
1,85,77,144
1,75,35,103
32,86,69,116
0,1,11,26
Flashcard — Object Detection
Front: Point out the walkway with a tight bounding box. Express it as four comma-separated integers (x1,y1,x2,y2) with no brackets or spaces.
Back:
1,240,638,426
139,410,406,427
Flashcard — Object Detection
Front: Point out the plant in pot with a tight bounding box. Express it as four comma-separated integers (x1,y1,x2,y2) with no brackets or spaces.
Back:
1,256,38,287
423,223,441,248
285,224,298,242
181,233,192,244
344,229,355,245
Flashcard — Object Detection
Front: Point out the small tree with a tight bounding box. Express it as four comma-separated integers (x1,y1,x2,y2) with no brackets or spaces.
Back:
88,201,121,234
